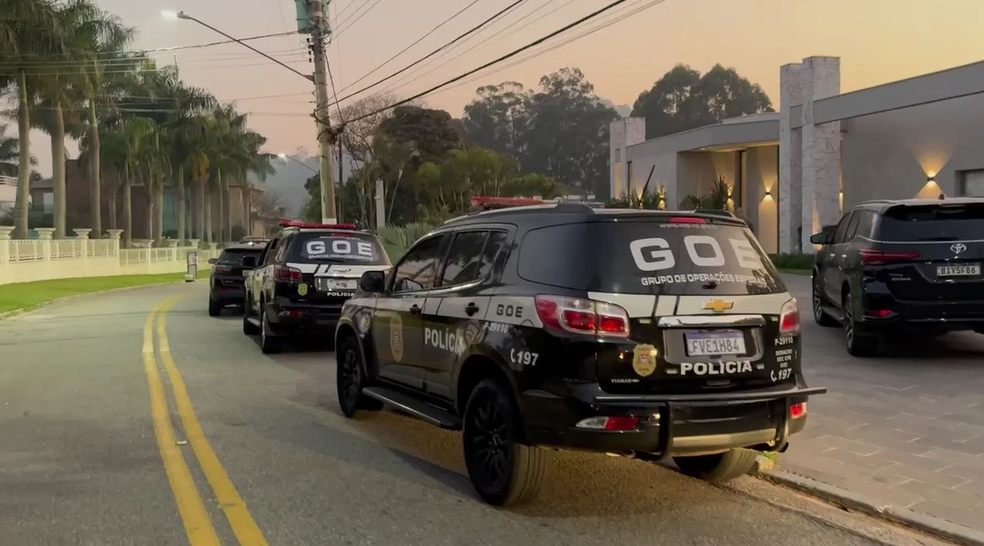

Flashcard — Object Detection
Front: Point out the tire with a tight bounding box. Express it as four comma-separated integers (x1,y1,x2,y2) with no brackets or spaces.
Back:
260,307,283,354
242,299,260,336
208,297,221,317
336,336,382,417
844,290,878,357
462,378,548,506
674,448,759,483
812,276,838,327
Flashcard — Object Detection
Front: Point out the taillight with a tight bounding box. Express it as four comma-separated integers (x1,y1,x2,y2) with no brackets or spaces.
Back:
535,296,630,339
670,216,706,224
275,265,303,282
790,402,807,419
214,264,233,274
860,249,921,265
866,309,894,318
779,298,800,335
575,415,640,430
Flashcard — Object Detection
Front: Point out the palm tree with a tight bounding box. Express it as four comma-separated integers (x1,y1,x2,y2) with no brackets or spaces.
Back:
1,0,60,237
0,124,25,177
100,118,154,247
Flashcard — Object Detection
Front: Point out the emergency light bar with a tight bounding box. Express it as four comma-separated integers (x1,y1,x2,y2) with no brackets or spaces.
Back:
278,220,358,230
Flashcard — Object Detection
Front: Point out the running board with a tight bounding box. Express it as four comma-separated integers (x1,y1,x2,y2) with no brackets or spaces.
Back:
363,386,462,430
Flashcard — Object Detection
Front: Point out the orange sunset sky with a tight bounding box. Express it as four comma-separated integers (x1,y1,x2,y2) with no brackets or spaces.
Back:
24,0,984,175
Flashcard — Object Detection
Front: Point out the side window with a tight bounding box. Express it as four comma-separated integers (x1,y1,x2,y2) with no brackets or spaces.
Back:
478,231,508,280
844,212,862,241
392,235,444,293
275,235,293,262
440,231,489,287
852,211,875,240
261,239,279,266
833,213,854,244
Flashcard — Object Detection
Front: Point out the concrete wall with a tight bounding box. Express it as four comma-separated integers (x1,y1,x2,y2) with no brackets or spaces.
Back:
624,148,677,207
676,151,737,208
609,118,646,199
745,146,779,253
842,92,984,209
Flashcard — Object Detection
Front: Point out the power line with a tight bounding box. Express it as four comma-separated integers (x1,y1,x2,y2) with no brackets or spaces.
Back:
343,0,640,125
379,0,569,98
325,53,346,123
433,0,667,97
332,0,528,105
342,0,482,91
8,30,302,58
331,0,372,32
332,0,384,38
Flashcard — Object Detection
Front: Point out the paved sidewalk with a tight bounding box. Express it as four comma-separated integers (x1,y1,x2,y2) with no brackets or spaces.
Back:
781,274,984,532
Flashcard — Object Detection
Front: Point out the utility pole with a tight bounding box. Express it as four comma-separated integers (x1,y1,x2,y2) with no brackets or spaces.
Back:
308,0,337,224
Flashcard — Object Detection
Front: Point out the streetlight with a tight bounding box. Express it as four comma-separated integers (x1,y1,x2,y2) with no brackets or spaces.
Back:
278,153,318,174
163,8,337,223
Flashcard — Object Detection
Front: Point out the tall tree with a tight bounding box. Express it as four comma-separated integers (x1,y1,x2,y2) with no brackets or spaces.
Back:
0,0,60,237
523,68,618,199
460,82,529,157
631,63,773,139
0,124,28,177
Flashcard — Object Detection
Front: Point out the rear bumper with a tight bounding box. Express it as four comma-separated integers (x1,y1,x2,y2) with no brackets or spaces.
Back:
522,384,825,456
267,298,344,333
860,298,984,331
210,282,245,303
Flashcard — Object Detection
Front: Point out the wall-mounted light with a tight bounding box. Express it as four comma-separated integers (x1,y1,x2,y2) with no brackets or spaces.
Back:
764,190,772,197
927,175,936,183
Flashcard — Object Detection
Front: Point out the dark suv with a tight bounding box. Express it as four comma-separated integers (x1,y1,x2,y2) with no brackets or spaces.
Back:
208,243,265,316
811,198,984,356
243,221,390,353
335,204,825,506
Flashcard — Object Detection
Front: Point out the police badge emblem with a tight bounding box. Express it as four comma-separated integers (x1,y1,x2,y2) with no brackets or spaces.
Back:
632,344,658,377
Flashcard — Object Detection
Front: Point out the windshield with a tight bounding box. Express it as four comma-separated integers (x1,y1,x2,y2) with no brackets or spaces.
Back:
288,232,390,265
878,204,984,241
218,249,261,264
518,220,783,295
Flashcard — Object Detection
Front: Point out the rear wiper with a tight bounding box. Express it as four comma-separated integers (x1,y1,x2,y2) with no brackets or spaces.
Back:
702,280,719,289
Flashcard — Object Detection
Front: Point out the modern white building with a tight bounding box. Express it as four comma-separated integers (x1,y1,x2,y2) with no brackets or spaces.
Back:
610,56,984,254
0,175,16,215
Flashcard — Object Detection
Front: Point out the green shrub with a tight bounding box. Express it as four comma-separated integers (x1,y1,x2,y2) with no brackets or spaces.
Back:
769,253,815,271
377,223,437,262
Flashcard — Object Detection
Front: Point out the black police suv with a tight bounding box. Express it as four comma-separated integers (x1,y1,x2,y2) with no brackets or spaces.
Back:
207,243,265,316
243,221,390,354
335,203,825,506
811,198,984,356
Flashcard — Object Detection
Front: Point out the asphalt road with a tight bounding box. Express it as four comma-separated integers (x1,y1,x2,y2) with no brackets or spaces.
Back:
0,282,951,546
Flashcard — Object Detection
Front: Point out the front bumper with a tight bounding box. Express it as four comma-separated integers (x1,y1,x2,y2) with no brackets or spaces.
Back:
522,383,825,456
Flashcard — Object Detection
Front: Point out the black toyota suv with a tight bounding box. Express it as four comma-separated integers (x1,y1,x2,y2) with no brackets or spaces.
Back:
335,204,825,506
811,198,984,356
243,221,390,354
207,243,265,316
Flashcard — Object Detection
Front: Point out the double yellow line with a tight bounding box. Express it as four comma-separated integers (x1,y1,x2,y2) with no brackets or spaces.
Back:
143,297,268,546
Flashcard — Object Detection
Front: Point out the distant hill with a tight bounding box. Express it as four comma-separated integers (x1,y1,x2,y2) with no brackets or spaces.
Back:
250,152,357,217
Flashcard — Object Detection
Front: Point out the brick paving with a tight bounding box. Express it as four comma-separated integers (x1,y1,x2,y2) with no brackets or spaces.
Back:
780,274,984,530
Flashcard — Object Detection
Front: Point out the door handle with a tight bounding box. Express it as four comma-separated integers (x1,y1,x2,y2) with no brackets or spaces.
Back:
409,304,421,315
465,302,480,316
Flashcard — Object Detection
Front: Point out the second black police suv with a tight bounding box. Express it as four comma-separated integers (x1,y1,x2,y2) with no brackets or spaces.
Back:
335,204,825,506
243,221,390,354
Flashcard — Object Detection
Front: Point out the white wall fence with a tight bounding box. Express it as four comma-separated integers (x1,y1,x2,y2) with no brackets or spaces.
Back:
0,227,219,286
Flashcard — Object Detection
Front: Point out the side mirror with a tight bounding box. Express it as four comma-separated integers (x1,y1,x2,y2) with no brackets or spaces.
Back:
359,270,386,293
241,256,258,268
207,258,218,265
809,226,835,245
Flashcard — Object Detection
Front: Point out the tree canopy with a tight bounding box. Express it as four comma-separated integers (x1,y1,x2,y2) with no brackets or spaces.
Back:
631,64,773,139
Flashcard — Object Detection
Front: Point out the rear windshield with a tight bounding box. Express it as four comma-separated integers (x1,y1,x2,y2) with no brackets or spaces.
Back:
218,248,262,264
288,232,389,265
518,221,783,296
878,204,984,242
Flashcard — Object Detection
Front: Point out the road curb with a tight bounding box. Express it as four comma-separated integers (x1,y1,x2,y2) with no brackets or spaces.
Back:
0,280,199,321
758,469,984,546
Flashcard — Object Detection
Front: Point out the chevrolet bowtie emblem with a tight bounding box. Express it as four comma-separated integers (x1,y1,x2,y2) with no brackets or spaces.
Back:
703,299,734,313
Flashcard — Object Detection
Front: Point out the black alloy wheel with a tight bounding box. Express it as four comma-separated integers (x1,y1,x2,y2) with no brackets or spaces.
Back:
812,276,838,327
462,379,547,506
